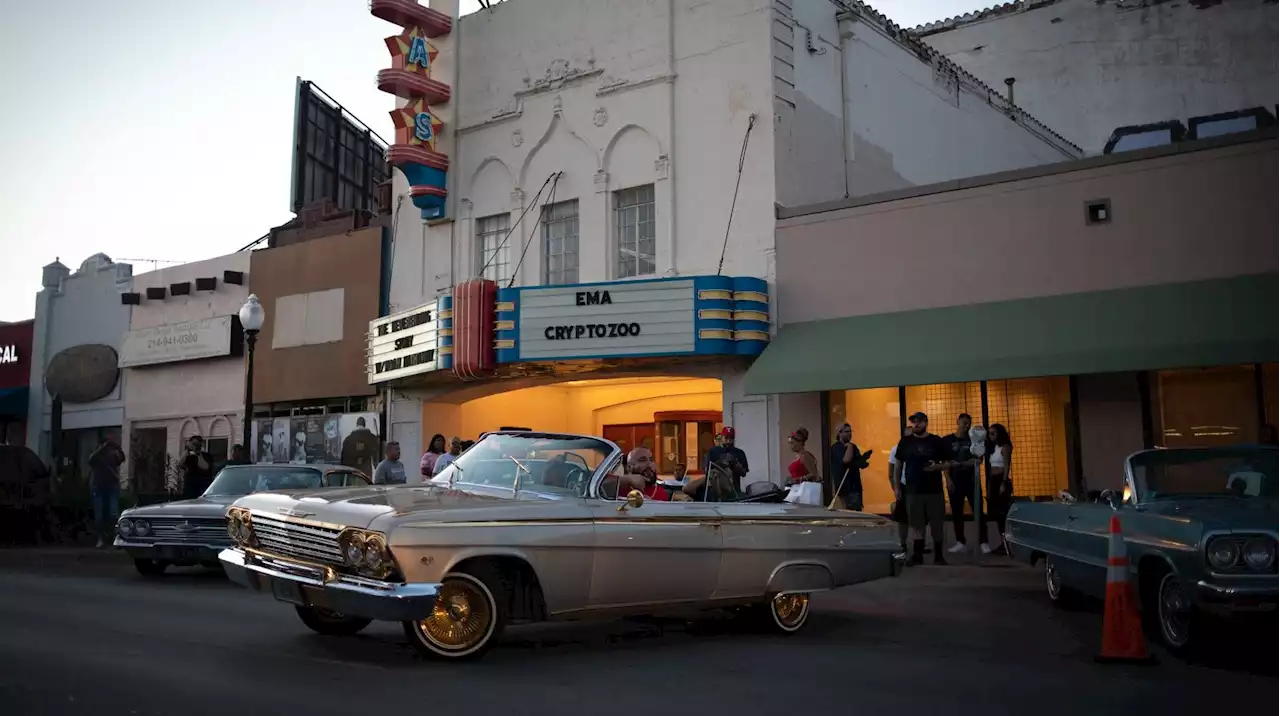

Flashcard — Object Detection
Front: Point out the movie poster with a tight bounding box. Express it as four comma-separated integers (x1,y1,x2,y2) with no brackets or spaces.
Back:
249,412,381,470
338,413,380,478
304,416,326,463
251,418,274,463
271,418,290,464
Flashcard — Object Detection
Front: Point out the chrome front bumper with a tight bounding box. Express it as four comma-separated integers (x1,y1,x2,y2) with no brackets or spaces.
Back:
1195,579,1278,614
218,548,441,622
115,538,228,562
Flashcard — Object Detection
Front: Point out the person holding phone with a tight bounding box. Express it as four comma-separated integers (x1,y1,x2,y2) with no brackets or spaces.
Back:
180,435,215,499
829,423,872,510
893,412,953,565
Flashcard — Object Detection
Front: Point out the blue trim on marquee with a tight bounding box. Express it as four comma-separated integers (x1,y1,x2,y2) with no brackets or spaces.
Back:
396,163,448,220
731,276,770,356
438,295,453,370
495,287,520,364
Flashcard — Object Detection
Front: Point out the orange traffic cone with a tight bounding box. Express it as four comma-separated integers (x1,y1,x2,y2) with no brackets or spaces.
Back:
1095,515,1155,664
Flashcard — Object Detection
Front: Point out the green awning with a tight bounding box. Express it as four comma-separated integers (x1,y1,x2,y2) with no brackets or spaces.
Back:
745,274,1278,395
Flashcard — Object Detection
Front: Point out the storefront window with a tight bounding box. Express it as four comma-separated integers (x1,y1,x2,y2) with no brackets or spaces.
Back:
1152,365,1259,448
655,411,722,474
985,378,1071,499
827,388,901,514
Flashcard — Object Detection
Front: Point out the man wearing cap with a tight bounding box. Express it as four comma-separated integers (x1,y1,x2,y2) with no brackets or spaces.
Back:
705,426,749,492
892,412,953,565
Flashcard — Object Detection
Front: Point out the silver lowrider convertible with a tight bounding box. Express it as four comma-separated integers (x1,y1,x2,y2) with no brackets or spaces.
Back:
115,463,371,576
219,431,905,661
1006,445,1277,656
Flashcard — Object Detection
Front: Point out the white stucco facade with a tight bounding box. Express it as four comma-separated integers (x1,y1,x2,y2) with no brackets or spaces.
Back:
120,252,252,480
26,254,134,461
381,0,1079,476
915,0,1279,153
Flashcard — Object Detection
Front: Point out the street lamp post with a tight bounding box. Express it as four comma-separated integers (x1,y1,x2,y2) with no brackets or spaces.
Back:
238,294,265,451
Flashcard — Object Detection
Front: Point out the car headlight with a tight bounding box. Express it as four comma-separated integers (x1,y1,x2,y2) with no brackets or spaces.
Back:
338,528,393,577
1207,538,1240,570
1242,537,1276,571
134,520,150,537
117,519,134,537
226,508,255,547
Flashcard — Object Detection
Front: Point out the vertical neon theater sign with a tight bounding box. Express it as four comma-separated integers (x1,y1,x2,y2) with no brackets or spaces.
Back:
372,0,454,220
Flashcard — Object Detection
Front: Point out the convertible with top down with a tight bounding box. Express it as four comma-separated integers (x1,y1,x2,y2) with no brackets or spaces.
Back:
219,430,905,660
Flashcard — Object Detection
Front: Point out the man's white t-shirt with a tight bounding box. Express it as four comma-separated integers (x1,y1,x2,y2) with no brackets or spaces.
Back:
432,452,457,476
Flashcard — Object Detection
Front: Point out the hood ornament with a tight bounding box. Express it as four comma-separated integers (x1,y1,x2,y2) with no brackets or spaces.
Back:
276,507,315,518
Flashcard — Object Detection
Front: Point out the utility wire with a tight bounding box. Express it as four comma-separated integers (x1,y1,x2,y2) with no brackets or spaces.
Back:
478,172,557,279
508,171,561,288
716,112,756,276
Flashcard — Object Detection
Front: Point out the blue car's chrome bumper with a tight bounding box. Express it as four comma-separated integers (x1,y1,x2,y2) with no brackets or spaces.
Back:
1196,579,1278,614
218,548,441,622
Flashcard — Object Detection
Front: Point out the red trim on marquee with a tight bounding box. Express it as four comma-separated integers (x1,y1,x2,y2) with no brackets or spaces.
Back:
386,145,451,171
370,0,453,36
452,279,496,380
376,69,453,104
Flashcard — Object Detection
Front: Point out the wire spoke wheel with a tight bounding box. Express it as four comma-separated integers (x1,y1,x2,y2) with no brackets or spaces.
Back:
414,577,495,653
1157,573,1192,649
769,593,811,632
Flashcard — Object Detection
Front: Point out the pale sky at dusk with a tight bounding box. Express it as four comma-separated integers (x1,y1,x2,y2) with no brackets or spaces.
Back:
0,0,989,322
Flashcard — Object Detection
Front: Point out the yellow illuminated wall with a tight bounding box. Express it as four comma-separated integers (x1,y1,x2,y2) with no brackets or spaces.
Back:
420,377,722,445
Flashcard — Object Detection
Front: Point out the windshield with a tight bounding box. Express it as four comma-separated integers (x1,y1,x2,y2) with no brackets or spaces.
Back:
204,466,325,496
1130,447,1278,501
430,432,614,498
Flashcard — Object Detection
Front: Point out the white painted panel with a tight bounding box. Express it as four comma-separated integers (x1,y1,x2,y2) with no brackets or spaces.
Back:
304,288,345,345
517,280,695,360
272,294,306,349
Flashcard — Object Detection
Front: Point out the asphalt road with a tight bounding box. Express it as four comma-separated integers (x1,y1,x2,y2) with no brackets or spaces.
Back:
0,550,1273,716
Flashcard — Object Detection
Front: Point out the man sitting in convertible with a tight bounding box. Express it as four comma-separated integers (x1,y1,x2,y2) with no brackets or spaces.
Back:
616,447,669,501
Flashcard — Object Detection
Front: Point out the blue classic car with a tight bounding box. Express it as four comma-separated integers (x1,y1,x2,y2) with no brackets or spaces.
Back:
1005,445,1277,656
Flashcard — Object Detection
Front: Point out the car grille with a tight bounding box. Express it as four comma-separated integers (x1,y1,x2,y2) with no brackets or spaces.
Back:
148,518,231,545
251,514,344,566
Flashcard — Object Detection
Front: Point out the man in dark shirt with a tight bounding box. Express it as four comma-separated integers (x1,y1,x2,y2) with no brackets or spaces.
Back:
180,436,215,499
88,437,125,547
893,412,953,565
943,413,985,554
705,426,749,492
829,423,872,510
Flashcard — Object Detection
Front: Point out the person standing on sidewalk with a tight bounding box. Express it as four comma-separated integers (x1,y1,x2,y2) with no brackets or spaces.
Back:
88,437,125,548
985,423,1015,555
944,413,986,555
180,436,215,500
829,423,872,510
893,412,952,565
373,442,408,484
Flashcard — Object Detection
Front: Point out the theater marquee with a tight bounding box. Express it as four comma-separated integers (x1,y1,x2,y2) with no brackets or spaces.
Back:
367,301,442,383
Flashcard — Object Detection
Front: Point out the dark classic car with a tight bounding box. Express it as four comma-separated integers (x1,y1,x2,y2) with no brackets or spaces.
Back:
115,463,370,576
1006,445,1277,656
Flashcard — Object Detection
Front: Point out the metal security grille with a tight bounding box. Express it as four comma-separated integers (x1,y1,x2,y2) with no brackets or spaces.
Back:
541,199,579,285
615,184,656,278
986,379,1059,498
251,514,344,567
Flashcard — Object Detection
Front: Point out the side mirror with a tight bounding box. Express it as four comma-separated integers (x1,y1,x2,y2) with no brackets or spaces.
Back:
1099,489,1121,511
617,489,645,512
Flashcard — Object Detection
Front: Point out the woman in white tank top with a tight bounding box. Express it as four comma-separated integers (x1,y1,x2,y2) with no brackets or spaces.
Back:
985,423,1013,555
